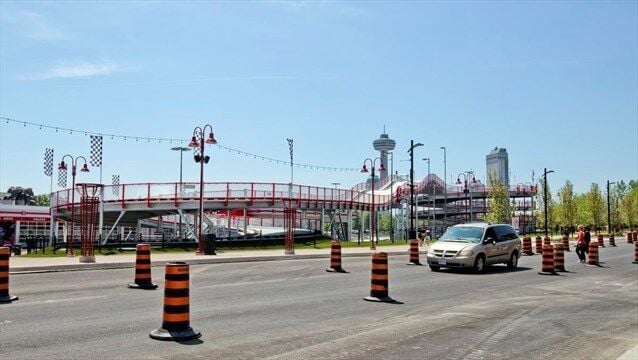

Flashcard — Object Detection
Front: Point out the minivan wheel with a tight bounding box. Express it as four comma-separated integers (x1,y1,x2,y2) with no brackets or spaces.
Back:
507,252,518,270
473,255,486,273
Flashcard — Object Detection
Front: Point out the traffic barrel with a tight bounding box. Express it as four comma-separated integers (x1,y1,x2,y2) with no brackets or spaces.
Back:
562,235,570,252
553,243,566,272
128,244,158,289
150,262,201,341
633,231,637,243
543,236,551,246
522,236,533,255
628,232,633,244
364,252,401,304
597,234,605,248
538,243,557,275
633,240,638,264
535,236,543,254
326,241,347,273
0,247,18,303
609,235,616,247
406,240,422,265
587,241,599,266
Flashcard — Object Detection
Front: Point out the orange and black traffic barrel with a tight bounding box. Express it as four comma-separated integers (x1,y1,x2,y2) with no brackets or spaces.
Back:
0,247,18,303
553,243,566,272
587,241,599,266
326,240,347,273
150,262,201,341
562,234,570,252
364,252,401,304
627,232,633,244
609,235,616,247
538,243,557,275
633,231,637,243
522,237,533,256
535,236,543,254
543,236,551,246
597,234,605,248
633,239,638,264
406,240,422,265
128,244,158,289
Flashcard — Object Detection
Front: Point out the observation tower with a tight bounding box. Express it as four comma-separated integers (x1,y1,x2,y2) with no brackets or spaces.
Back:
372,128,396,183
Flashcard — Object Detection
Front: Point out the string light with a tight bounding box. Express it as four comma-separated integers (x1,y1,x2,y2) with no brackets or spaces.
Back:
0,116,358,172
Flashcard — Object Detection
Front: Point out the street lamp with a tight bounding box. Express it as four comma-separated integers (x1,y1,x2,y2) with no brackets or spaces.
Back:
171,146,191,239
58,155,90,256
440,146,447,229
542,168,555,238
361,157,385,249
331,182,341,189
189,125,218,255
456,171,477,222
407,140,423,239
422,158,431,236
607,180,616,236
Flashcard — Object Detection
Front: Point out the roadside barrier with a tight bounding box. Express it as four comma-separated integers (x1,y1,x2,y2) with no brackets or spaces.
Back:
326,241,347,273
538,243,557,275
633,231,637,243
0,247,18,303
587,241,599,266
553,243,566,272
628,232,634,244
150,262,201,341
543,236,551,246
597,234,605,247
633,240,638,264
364,252,401,304
522,237,533,255
128,244,158,289
406,240,422,265
535,236,543,254
609,235,616,247
562,235,570,252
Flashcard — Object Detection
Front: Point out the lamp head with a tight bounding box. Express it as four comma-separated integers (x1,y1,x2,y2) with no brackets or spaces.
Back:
360,164,369,173
80,163,89,172
58,161,67,171
188,136,199,148
206,132,217,144
379,163,386,172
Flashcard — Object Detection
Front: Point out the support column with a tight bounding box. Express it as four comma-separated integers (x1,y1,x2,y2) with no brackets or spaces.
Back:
347,209,352,241
243,209,247,237
320,208,325,235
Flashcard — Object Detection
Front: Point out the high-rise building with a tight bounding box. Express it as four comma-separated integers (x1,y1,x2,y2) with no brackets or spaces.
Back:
372,131,395,183
486,147,509,187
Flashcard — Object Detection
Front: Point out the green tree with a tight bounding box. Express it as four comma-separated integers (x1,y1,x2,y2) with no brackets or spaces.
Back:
35,194,50,206
535,177,556,232
485,171,510,223
621,186,638,229
585,183,605,231
378,212,392,232
557,180,577,231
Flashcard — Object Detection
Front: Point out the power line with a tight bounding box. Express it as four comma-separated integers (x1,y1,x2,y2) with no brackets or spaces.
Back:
1,116,357,172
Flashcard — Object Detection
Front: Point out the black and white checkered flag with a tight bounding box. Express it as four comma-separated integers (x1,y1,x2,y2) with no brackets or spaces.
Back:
44,148,54,177
112,175,120,196
57,167,67,188
90,135,103,167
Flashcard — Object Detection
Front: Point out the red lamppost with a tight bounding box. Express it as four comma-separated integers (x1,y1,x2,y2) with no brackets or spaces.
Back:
188,125,217,255
58,155,90,256
361,157,385,250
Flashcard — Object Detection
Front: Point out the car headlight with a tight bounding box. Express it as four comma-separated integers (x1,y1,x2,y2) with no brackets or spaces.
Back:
427,248,435,255
459,249,474,256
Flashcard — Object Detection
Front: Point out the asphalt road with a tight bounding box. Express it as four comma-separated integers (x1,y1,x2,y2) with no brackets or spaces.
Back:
1,243,637,360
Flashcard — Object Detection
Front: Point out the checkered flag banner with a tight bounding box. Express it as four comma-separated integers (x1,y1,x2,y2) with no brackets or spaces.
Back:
112,175,120,196
57,167,67,188
90,135,103,167
44,148,54,177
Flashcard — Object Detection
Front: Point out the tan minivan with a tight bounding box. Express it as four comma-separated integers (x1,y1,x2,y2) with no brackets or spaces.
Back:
426,222,521,273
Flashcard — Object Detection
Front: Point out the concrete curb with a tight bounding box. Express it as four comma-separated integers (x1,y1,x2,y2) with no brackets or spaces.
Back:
9,250,413,275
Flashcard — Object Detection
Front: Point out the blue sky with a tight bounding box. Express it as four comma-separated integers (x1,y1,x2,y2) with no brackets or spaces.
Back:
0,1,636,195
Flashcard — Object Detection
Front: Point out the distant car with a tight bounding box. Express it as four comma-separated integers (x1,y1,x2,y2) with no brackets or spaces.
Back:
426,222,521,273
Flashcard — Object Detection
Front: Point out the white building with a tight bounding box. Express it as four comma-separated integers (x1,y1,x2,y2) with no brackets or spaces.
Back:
486,147,509,187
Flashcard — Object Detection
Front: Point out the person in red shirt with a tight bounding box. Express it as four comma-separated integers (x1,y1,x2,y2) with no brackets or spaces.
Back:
575,225,586,263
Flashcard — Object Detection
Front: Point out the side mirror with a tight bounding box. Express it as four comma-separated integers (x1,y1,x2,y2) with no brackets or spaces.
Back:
484,237,495,245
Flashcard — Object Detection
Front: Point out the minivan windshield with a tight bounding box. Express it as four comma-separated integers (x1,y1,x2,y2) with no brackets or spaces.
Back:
439,226,484,243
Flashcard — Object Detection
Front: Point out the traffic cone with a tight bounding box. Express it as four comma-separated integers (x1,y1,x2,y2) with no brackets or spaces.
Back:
538,243,557,275
326,241,347,273
150,262,201,341
587,241,600,267
562,234,570,252
535,236,543,254
522,237,533,256
128,244,158,289
609,235,616,247
0,247,18,303
364,252,402,304
553,243,567,272
597,234,605,247
406,240,422,265
632,240,638,264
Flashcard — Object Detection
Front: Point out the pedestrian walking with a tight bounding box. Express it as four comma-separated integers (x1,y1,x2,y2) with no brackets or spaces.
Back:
575,225,586,263
584,226,591,254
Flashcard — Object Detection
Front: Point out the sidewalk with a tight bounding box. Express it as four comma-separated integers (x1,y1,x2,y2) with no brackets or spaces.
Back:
8,244,420,274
